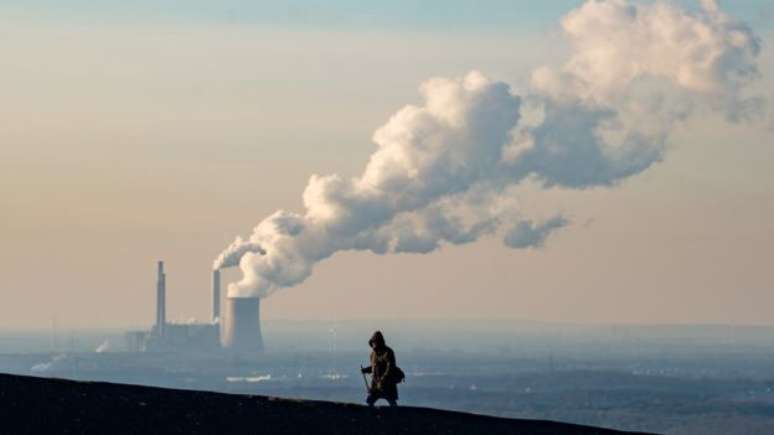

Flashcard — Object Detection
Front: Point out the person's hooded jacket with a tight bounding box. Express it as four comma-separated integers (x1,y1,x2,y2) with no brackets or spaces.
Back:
363,331,398,400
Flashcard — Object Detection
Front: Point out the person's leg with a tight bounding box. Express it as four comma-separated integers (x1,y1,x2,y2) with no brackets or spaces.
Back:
387,399,398,407
366,393,377,407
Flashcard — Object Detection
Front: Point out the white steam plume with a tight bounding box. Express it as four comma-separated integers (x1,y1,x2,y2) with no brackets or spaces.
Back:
95,340,111,353
215,0,763,298
212,236,266,270
504,216,570,250
531,0,762,120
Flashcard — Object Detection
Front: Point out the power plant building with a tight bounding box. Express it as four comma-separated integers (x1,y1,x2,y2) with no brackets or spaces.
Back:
125,261,263,353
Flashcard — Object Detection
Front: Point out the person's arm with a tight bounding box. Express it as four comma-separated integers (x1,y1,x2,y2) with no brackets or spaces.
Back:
361,352,375,373
381,349,395,383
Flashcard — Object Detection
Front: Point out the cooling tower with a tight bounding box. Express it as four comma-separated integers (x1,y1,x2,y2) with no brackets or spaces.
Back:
212,270,221,322
221,296,263,352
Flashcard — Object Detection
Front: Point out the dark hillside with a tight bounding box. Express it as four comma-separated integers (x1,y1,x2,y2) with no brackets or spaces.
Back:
0,373,654,434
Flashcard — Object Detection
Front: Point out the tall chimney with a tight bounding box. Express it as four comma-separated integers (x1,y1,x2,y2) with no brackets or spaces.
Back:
156,260,166,337
221,296,263,352
212,269,221,322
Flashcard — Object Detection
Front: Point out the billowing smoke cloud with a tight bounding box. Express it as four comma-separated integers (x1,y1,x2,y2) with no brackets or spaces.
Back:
504,216,569,250
216,0,763,298
213,236,266,270
532,0,761,115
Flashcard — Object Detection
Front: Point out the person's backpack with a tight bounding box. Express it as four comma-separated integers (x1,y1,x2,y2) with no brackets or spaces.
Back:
391,366,406,384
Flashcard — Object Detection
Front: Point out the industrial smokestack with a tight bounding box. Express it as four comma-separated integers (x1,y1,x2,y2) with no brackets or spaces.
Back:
212,269,221,322
221,296,263,352
156,260,166,337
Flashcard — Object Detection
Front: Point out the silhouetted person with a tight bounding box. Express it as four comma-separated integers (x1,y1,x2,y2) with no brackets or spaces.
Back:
361,330,399,407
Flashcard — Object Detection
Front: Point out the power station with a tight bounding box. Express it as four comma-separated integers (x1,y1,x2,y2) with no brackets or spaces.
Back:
125,261,264,353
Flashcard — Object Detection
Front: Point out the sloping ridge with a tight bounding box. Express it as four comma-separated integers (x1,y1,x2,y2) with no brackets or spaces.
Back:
0,373,655,435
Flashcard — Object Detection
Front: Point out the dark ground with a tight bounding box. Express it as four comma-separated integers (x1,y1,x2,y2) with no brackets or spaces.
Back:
0,373,654,435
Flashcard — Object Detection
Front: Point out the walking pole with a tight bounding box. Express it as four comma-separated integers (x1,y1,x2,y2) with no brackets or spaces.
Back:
360,365,370,393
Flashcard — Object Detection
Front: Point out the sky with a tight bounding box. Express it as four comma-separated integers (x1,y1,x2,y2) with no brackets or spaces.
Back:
0,1,772,329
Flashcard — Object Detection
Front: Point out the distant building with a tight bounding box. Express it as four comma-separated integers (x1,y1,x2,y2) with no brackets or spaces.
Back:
124,260,220,353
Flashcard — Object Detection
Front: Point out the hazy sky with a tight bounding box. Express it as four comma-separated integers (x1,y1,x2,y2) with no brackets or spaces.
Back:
1,1,773,329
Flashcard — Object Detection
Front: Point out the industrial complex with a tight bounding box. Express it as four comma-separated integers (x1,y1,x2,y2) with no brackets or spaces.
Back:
125,261,264,353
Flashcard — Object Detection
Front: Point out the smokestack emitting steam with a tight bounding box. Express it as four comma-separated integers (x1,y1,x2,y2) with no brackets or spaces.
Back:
215,0,763,300
156,261,166,337
212,235,266,350
213,236,265,271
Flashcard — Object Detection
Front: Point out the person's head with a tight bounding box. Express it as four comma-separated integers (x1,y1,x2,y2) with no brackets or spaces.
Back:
368,330,386,350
